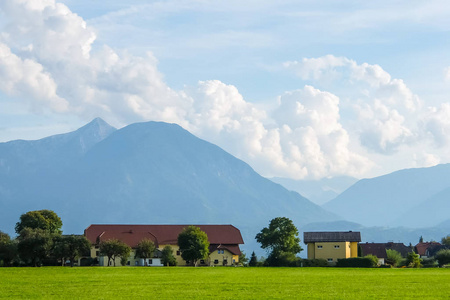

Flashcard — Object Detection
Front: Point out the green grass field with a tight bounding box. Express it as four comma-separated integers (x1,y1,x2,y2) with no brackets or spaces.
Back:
0,267,449,299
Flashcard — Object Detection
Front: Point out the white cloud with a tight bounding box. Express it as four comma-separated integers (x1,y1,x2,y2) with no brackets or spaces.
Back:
444,67,450,81
284,55,420,154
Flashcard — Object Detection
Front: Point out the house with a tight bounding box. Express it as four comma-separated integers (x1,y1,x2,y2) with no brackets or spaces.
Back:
303,231,361,264
84,224,244,266
415,242,441,258
360,242,413,265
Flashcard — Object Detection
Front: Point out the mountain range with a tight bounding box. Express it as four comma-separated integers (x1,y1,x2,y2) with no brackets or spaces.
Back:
0,118,337,253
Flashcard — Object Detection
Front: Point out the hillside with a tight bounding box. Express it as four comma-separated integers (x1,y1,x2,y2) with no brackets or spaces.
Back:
323,164,450,227
0,119,338,251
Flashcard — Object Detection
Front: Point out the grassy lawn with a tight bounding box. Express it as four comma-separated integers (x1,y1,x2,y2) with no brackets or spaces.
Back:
0,267,449,299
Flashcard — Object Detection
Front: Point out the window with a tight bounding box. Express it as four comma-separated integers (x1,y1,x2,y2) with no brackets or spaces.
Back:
200,260,205,264
317,245,323,249
214,259,219,264
96,251,99,256
327,258,333,262
149,259,153,265
218,250,224,254
334,245,340,249
176,250,181,256
127,261,130,266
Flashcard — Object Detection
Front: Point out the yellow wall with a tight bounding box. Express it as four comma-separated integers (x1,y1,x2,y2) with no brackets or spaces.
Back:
307,241,358,263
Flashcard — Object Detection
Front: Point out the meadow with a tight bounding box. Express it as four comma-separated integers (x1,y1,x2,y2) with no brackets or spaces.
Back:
0,267,449,299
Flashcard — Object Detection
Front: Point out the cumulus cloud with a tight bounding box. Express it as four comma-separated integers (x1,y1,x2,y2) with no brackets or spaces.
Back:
284,55,421,154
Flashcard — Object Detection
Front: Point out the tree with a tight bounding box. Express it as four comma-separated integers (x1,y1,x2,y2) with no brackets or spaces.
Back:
99,239,131,267
0,231,18,267
239,251,249,266
405,252,421,268
135,239,156,266
435,249,450,267
53,235,91,267
419,236,424,243
17,228,54,267
161,245,177,266
255,217,302,266
442,235,450,247
249,251,258,267
15,210,62,235
177,226,209,267
385,249,402,267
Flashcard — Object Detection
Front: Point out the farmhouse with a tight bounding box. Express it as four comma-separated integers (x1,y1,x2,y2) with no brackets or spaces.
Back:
303,231,361,264
84,224,244,266
415,241,441,258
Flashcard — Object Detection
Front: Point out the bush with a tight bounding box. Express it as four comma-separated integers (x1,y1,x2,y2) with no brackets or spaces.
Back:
302,259,328,267
405,252,421,268
336,256,378,268
421,257,438,268
435,249,450,267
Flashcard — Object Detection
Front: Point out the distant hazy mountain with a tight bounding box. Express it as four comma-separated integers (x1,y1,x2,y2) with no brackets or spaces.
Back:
323,164,450,228
0,119,338,252
270,176,358,205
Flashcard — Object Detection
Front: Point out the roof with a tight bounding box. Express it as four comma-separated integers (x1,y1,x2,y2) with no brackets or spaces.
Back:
360,242,412,258
303,231,361,243
85,224,244,248
415,242,441,256
209,244,242,256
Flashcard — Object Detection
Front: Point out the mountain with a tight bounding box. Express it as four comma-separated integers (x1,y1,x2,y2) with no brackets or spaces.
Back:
270,176,358,205
323,164,450,227
0,119,338,252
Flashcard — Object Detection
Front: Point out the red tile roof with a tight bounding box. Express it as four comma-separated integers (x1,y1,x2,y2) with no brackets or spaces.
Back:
415,242,441,256
85,224,244,249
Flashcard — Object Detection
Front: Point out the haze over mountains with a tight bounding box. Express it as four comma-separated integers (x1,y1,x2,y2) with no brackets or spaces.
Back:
0,118,337,252
1,118,449,253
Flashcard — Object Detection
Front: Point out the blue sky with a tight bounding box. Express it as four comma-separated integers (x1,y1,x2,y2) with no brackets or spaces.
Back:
1,0,450,180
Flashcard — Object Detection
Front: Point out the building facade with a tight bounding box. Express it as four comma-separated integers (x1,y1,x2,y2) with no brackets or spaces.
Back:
84,224,244,266
303,231,361,264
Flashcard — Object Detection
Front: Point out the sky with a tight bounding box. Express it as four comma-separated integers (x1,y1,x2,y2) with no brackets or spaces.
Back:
1,0,450,180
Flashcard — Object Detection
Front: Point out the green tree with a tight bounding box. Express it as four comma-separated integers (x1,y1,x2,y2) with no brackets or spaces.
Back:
405,252,422,268
15,210,62,235
435,249,450,267
255,217,302,266
441,235,450,247
53,235,91,267
177,226,209,267
161,245,177,266
17,228,54,267
0,231,18,267
385,249,402,267
419,236,424,243
99,239,131,267
249,251,258,267
239,251,249,266
135,239,156,266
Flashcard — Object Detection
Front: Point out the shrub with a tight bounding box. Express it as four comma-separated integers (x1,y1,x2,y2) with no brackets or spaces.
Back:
405,252,422,268
421,257,438,268
336,256,378,268
435,249,450,267
302,259,328,267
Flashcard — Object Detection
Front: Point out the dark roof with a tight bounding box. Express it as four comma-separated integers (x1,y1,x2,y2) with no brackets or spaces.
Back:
303,231,361,243
360,242,412,258
85,224,244,248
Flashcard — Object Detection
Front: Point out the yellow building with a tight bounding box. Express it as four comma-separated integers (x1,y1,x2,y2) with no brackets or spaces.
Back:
84,224,244,266
304,231,361,264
